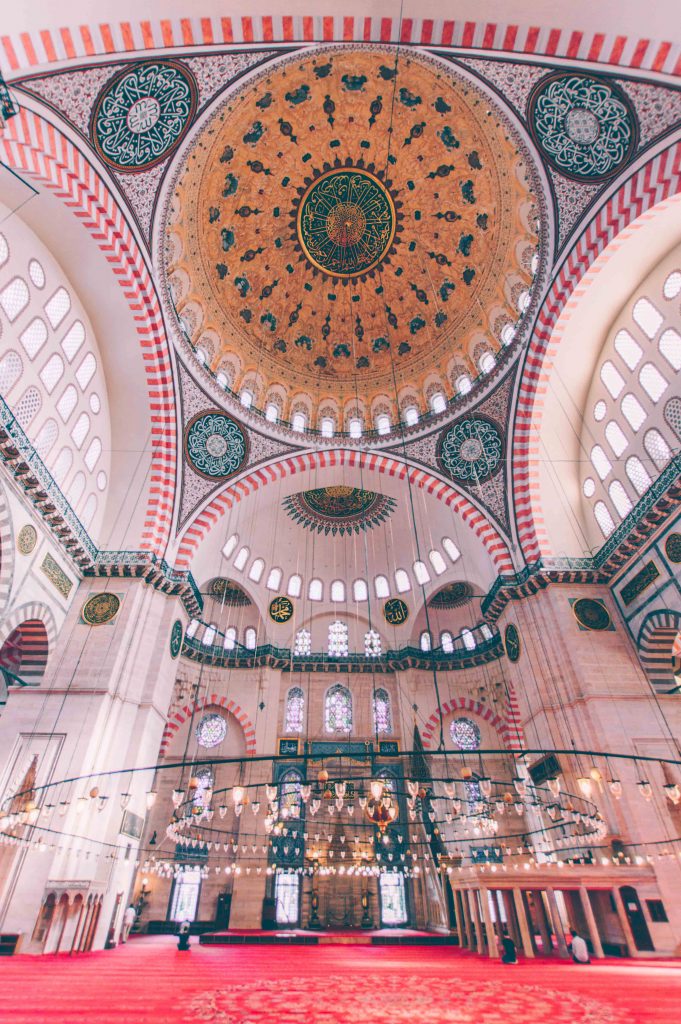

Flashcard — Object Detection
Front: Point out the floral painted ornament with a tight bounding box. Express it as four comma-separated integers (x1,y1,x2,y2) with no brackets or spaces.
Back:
439,418,503,483
185,412,247,480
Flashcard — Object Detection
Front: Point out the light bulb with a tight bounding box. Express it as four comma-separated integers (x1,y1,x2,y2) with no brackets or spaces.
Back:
609,779,622,799
577,777,593,798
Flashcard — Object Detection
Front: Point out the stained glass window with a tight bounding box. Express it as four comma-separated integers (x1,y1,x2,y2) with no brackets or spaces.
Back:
196,713,227,748
328,620,348,657
192,767,214,810
373,688,392,733
325,684,352,734
285,687,305,733
450,717,481,751
280,769,302,816
365,629,381,658
294,628,311,656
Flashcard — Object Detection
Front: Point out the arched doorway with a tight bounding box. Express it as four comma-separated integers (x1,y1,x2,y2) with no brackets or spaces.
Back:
638,610,681,694
0,618,49,681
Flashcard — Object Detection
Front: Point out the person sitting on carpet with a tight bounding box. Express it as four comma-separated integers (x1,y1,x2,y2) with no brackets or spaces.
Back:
569,928,591,963
177,919,191,951
501,936,518,964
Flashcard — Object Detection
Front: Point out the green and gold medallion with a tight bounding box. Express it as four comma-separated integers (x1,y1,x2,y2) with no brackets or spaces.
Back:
170,619,183,658
571,597,612,632
296,167,396,278
269,596,294,623
504,623,521,663
82,592,121,626
384,598,409,626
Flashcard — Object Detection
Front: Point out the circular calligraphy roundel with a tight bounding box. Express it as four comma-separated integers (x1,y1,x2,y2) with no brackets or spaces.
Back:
92,60,197,171
296,167,397,278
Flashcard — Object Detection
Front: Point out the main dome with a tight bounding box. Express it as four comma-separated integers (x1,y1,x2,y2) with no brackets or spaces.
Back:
164,48,541,431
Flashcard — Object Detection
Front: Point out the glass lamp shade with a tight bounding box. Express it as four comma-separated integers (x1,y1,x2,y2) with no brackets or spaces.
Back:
171,789,185,808
370,780,384,802
232,786,246,805
145,791,157,809
609,779,622,798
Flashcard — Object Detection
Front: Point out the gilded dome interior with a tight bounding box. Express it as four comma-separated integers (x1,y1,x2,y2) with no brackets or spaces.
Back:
165,48,540,428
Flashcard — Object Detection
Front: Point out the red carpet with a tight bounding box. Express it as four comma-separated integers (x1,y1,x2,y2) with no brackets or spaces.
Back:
2,936,680,1023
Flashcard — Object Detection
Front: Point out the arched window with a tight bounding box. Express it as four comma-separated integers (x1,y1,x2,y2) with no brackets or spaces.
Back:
308,578,323,601
75,352,97,390
265,402,278,422
429,550,447,575
663,271,681,300
605,421,628,457
233,546,249,571
583,477,595,497
248,558,265,583
14,386,41,428
633,297,663,339
287,573,302,598
621,393,646,432
320,417,334,438
364,629,381,658
591,445,612,480
348,417,362,438
34,418,58,459
609,480,632,518
353,578,368,602
0,350,23,393
600,360,624,399
84,437,102,471
223,626,237,650
41,352,66,393
69,472,86,506
240,389,253,409
374,575,390,599
325,684,352,734
479,352,496,374
328,620,348,657
222,534,238,558
430,392,447,413
480,623,493,640
461,628,476,651
285,687,305,733
52,447,73,484
403,406,419,426
395,569,410,593
659,328,681,371
376,414,391,435
501,323,515,346
440,631,454,653
594,501,615,537
292,412,306,432
266,567,283,591
442,537,461,562
639,362,668,403
0,277,29,321
625,456,652,496
71,411,90,448
593,400,606,421
57,385,78,422
20,317,47,360
413,561,430,585
420,630,432,652
372,688,392,733
244,627,257,650
61,321,85,361
643,429,671,469
186,619,200,639
294,628,311,656
44,287,70,329
455,376,471,396
202,623,217,646
614,329,642,370
330,579,345,603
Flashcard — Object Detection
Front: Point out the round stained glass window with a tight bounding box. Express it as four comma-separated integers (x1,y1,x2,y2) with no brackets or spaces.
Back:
196,713,227,748
450,717,481,751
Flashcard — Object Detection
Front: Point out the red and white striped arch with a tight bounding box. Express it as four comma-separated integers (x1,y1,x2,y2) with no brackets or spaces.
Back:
175,448,515,574
513,143,681,562
160,692,257,757
1,15,678,75
0,108,177,556
420,691,526,752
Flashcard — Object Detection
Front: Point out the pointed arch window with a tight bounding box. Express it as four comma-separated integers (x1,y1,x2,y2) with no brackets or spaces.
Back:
265,403,278,422
404,406,419,426
325,684,352,734
294,628,311,656
420,630,432,652
373,688,392,734
431,392,447,412
244,627,257,650
328,621,348,657
285,687,305,734
223,626,237,650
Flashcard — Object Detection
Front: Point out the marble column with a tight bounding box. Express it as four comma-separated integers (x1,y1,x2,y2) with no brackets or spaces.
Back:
512,888,535,958
579,886,604,958
466,890,480,952
612,886,638,958
479,886,499,958
546,887,569,958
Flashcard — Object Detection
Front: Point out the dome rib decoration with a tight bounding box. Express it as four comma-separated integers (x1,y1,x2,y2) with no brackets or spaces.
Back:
164,47,541,429
282,485,396,536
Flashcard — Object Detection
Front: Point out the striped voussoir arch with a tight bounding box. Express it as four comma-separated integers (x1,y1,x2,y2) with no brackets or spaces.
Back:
638,609,681,694
1,16,678,75
420,695,525,752
513,144,681,563
0,108,176,557
159,693,256,757
0,483,15,617
175,449,514,573
0,600,57,680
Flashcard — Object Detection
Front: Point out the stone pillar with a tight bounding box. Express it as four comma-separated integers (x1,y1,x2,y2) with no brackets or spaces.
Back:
451,885,464,945
534,890,552,955
579,886,604,958
611,886,638,958
479,886,499,958
513,888,535,958
460,889,473,949
546,887,569,958
466,890,480,951
502,889,520,947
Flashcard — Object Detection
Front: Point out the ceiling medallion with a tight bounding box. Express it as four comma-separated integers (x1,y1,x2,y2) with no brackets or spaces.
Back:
528,72,637,182
438,417,503,483
209,578,252,606
428,582,474,609
185,412,248,480
170,619,183,659
92,60,197,171
269,596,294,623
282,485,396,536
17,524,37,555
293,164,400,280
665,533,681,564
